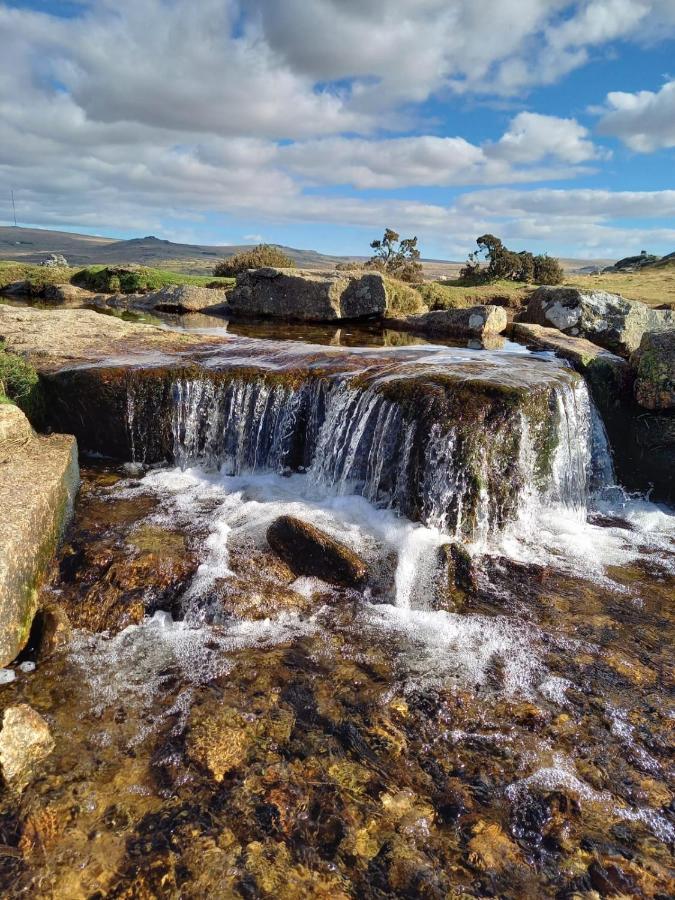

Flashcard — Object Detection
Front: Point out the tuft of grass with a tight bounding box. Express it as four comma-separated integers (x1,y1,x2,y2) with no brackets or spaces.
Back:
0,339,44,424
71,265,234,294
381,275,427,315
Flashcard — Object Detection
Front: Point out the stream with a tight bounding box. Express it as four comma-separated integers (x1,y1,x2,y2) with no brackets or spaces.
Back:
0,320,673,898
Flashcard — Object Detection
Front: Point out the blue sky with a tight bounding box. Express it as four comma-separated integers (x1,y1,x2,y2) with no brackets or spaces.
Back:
1,1,675,259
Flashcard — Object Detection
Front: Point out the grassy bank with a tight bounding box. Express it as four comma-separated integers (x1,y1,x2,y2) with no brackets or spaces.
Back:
0,261,234,295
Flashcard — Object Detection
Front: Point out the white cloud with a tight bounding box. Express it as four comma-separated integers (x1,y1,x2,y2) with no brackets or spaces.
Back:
488,112,605,164
597,80,675,151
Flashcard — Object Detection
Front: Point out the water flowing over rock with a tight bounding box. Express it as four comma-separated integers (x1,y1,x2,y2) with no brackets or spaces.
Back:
228,267,387,321
41,337,613,541
522,286,673,356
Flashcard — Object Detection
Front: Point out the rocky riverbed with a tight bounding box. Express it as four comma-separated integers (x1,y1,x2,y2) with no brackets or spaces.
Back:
0,299,673,898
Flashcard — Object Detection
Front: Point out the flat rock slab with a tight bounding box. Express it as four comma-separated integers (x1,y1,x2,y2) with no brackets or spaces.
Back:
521,286,673,356
229,267,387,321
0,304,227,371
0,412,79,666
105,283,229,314
387,305,507,337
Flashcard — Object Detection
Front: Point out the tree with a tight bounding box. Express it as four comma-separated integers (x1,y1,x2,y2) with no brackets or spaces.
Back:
460,234,564,284
213,244,295,277
368,229,423,283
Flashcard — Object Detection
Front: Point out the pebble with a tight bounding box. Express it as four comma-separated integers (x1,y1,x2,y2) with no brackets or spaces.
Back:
18,661,36,674
0,669,16,684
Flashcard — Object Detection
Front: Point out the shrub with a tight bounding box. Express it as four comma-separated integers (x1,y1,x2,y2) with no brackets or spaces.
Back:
461,234,564,285
213,244,295,276
0,340,44,424
533,254,564,285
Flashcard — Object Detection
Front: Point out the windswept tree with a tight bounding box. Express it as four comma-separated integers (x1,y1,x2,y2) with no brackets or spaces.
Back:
460,234,563,285
368,229,423,283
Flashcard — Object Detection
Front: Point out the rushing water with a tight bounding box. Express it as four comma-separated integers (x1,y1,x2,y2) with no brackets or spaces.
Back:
1,333,674,898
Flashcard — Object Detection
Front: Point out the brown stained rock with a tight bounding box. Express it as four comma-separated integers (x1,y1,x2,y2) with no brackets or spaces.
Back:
467,821,523,871
105,283,228,314
267,515,368,588
0,704,54,792
33,604,72,660
0,403,33,462
42,283,100,306
229,267,387,322
0,416,79,667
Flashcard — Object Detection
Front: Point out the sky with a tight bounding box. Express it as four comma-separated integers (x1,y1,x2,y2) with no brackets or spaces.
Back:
1,1,675,260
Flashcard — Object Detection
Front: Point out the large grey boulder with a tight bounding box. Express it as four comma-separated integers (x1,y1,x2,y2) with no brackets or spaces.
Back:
0,406,79,666
387,305,507,338
228,267,387,321
631,329,675,410
522,286,673,356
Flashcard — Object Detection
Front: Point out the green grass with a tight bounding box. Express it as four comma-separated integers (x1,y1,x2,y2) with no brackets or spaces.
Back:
0,339,44,424
563,269,675,308
0,261,77,294
417,278,532,310
382,275,427,315
71,265,234,294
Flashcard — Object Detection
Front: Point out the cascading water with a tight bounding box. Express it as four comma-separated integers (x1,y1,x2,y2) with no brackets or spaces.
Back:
125,356,614,542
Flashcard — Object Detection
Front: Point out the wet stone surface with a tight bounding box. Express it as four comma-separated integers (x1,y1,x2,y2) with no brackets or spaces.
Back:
0,463,673,898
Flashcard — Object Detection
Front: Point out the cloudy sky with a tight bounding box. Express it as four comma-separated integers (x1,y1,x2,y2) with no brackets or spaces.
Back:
1,0,675,259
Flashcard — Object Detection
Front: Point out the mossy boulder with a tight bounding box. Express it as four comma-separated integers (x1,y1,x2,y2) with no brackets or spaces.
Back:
631,329,674,410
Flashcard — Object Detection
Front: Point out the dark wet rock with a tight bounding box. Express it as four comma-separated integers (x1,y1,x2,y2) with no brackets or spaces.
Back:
31,604,72,660
229,267,387,321
0,704,54,792
631,328,675,410
387,304,507,338
433,542,477,612
521,286,673,356
267,515,368,588
0,406,78,666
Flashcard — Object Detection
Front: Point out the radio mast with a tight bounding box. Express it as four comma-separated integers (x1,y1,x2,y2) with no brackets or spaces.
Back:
11,190,17,227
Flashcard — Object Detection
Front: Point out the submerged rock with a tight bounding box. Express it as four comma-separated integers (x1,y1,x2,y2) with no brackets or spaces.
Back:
229,267,387,321
631,329,674,410
521,286,673,356
0,406,79,666
387,304,507,338
0,704,54,792
267,515,368,588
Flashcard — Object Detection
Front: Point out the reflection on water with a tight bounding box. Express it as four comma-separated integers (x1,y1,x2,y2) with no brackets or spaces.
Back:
0,462,673,898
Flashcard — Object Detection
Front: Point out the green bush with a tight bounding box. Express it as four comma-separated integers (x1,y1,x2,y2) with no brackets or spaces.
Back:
213,245,295,277
0,340,44,424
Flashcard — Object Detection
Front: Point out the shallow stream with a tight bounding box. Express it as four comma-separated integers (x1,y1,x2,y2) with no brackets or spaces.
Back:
0,326,673,898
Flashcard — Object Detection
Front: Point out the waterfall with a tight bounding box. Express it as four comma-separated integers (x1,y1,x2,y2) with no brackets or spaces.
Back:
125,364,613,540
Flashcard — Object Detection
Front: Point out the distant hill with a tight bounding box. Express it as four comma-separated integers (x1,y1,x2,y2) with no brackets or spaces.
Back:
0,225,614,276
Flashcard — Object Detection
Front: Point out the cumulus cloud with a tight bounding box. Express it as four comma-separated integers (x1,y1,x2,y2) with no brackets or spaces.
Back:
0,0,673,257
596,80,675,151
